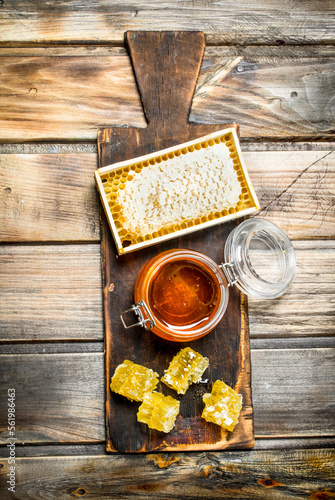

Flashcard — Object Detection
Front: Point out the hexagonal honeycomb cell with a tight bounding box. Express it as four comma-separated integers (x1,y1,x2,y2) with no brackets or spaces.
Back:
161,347,209,395
201,380,243,432
137,391,180,433
110,360,159,402
95,128,259,254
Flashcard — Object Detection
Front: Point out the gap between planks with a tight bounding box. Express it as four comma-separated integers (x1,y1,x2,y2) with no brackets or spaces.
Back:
0,337,334,353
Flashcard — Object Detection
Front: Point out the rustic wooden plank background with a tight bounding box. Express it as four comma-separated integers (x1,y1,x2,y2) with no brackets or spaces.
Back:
1,0,334,45
0,241,334,342
0,449,334,499
1,147,333,242
0,1,334,498
0,46,334,141
0,348,334,445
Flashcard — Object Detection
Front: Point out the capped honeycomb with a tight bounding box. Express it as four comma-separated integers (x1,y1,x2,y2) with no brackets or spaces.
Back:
161,347,209,395
96,129,259,253
137,391,180,433
110,360,159,402
201,380,242,432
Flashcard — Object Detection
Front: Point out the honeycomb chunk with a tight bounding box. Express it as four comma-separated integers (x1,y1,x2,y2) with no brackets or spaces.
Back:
137,392,180,433
161,347,209,394
110,360,159,402
201,380,242,432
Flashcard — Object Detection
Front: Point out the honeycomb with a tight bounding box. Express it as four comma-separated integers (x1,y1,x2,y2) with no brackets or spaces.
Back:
161,347,209,394
201,380,242,432
110,360,159,402
97,130,258,252
137,391,180,433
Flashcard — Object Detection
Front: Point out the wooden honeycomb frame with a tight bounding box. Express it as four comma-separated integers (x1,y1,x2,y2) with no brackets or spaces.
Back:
95,127,260,255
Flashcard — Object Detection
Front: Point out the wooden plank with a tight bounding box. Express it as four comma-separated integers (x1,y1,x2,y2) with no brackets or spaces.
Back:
0,348,333,445
0,154,100,242
0,353,105,444
1,436,335,458
244,150,335,239
0,241,334,342
248,240,335,338
252,348,335,438
0,450,334,500
98,31,253,453
191,45,335,141
1,147,334,242
0,46,334,141
0,244,103,341
0,0,334,45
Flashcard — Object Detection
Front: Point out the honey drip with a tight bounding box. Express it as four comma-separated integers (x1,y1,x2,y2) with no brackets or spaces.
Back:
149,260,220,329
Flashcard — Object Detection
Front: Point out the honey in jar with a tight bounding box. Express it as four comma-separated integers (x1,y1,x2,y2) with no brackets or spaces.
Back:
132,249,229,342
149,259,220,330
120,219,296,342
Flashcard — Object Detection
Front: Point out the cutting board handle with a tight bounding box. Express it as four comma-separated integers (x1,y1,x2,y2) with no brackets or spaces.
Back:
125,31,205,132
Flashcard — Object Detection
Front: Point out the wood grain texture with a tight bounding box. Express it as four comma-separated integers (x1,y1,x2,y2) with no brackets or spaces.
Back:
0,245,103,341
1,148,333,242
0,241,333,342
0,0,334,45
0,353,105,444
191,45,335,140
0,154,100,242
244,150,335,239
249,240,335,339
98,31,253,453
0,46,334,141
0,449,334,499
1,436,335,458
0,348,333,445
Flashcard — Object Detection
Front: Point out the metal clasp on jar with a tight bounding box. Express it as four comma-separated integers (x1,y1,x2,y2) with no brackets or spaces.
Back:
120,300,156,331
219,262,238,287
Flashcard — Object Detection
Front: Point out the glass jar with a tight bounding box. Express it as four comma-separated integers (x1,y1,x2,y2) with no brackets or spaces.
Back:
120,218,296,342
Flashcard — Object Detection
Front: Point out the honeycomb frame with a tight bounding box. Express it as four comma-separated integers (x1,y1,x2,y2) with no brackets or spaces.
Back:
95,127,260,255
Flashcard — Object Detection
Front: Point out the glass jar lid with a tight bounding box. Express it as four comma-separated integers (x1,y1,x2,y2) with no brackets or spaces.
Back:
223,218,296,299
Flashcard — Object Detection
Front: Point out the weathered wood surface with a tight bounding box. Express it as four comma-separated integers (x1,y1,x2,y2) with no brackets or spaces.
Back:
249,240,335,338
244,149,335,239
0,449,334,500
98,31,253,453
1,0,335,45
0,7,333,494
0,46,334,141
0,241,333,342
0,348,333,445
0,245,103,341
0,154,100,242
1,147,333,242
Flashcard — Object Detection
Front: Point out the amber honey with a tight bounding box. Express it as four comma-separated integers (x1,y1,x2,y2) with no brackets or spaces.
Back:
149,260,220,330
134,249,229,342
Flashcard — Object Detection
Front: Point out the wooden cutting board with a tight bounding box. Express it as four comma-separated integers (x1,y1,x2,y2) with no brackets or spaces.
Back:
97,31,254,453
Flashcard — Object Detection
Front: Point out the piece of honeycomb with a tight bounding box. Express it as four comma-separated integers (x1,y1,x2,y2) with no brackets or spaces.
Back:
137,391,180,433
201,380,242,432
110,360,159,402
161,347,209,394
97,130,258,252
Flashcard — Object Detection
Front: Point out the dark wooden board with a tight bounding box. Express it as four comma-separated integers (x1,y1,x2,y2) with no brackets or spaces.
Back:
97,31,254,453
